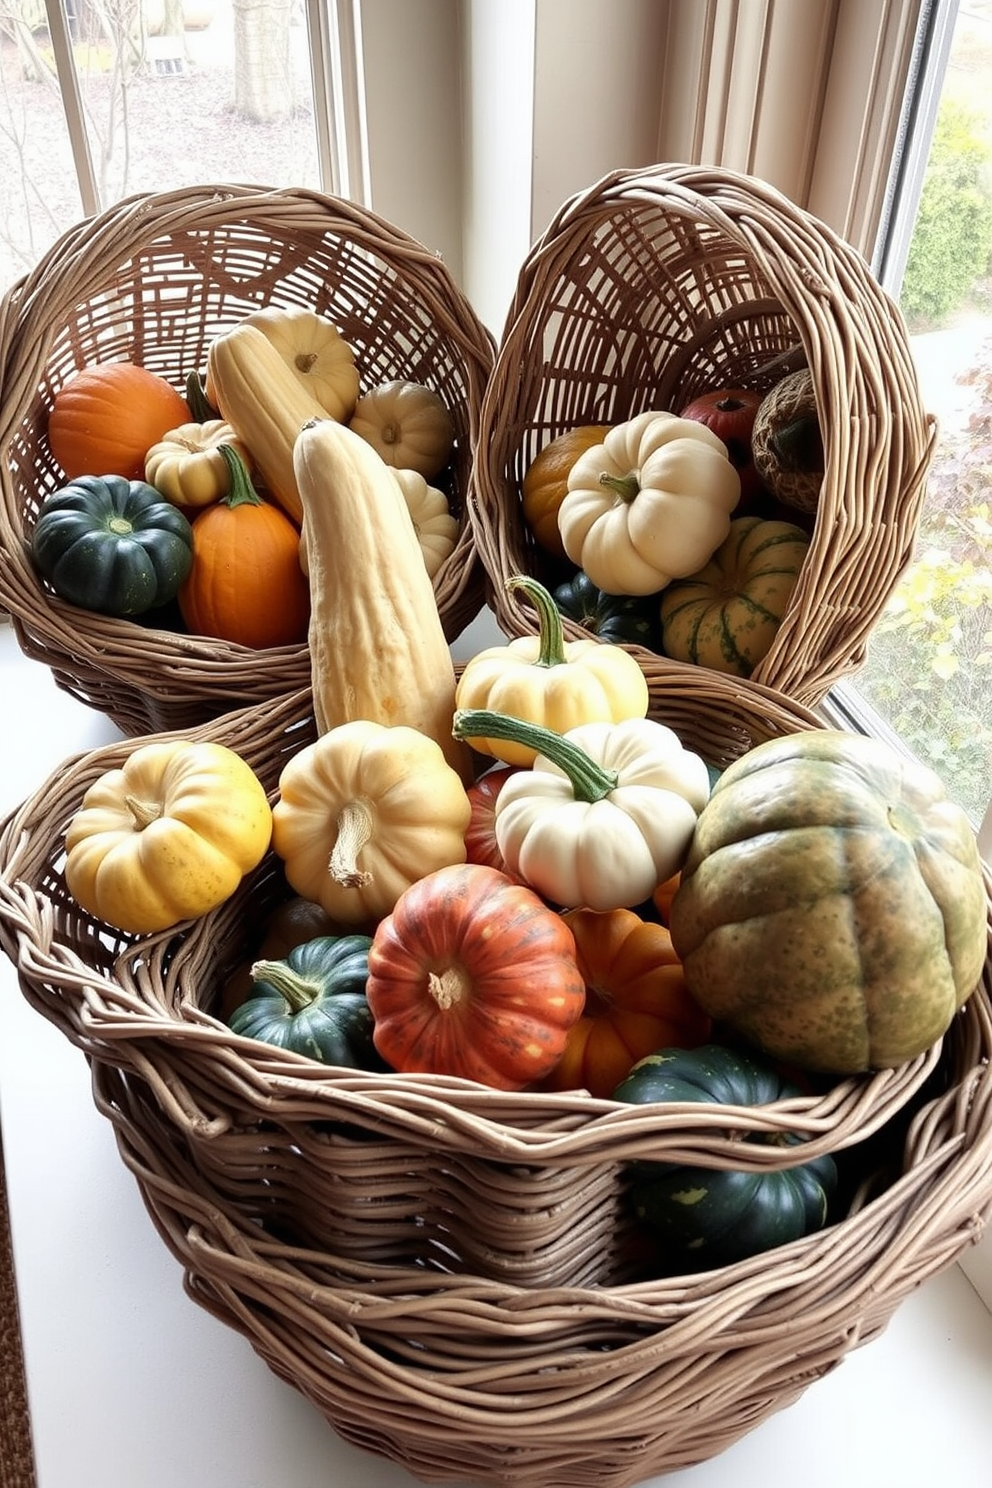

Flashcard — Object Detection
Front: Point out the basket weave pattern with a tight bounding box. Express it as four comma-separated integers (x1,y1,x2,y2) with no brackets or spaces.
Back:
470,164,937,709
1,675,990,1487
0,184,495,735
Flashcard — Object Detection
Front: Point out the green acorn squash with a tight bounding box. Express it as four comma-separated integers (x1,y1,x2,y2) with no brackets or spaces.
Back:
669,730,988,1073
31,474,194,616
228,933,383,1068
613,1043,837,1269
553,569,662,649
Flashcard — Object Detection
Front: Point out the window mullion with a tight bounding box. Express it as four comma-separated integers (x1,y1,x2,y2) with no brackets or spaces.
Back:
304,0,371,204
43,0,99,217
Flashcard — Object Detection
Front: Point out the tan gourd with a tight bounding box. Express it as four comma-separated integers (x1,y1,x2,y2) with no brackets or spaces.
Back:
205,322,328,524
293,418,472,782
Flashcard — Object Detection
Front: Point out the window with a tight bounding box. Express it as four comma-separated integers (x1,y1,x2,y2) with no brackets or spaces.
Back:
836,0,992,838
0,0,326,290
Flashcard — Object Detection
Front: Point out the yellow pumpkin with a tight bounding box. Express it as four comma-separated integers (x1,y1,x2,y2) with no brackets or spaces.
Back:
660,516,810,677
64,740,273,934
454,574,649,766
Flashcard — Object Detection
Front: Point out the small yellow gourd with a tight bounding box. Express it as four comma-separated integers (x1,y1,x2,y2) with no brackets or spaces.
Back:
294,417,472,782
64,739,273,934
271,720,472,926
205,322,328,524
454,574,650,766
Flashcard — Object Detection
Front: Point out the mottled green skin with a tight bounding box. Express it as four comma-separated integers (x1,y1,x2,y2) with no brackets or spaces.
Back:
614,1045,837,1268
229,934,383,1069
31,474,193,616
669,731,988,1073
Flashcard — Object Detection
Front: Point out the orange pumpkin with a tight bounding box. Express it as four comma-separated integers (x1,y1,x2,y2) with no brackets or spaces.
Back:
177,445,310,649
651,872,681,925
48,362,190,481
542,906,712,1098
521,424,611,561
366,863,586,1090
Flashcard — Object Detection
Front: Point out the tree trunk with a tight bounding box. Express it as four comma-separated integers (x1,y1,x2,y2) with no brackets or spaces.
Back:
232,0,294,123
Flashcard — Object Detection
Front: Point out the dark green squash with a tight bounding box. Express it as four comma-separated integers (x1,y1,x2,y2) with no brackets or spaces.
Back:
31,474,193,616
612,1043,837,1269
553,568,661,649
228,933,384,1069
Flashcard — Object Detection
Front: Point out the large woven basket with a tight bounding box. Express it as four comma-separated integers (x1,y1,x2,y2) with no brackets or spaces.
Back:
1,679,990,1488
0,183,495,735
470,163,937,710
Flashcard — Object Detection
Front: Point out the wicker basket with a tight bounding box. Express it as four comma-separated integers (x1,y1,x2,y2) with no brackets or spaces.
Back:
1,672,990,1487
0,183,495,735
470,163,937,709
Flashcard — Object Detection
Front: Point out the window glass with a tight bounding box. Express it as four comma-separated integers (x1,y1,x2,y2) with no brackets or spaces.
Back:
856,0,992,827
0,0,320,294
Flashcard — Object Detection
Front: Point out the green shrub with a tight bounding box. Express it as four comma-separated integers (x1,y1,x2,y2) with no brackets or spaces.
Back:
900,97,992,328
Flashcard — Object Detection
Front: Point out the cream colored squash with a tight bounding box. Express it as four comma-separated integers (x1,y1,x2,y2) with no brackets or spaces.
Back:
242,305,360,424
294,418,471,781
205,322,328,524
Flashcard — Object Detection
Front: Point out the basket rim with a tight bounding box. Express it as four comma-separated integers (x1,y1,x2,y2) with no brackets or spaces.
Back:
0,684,987,1171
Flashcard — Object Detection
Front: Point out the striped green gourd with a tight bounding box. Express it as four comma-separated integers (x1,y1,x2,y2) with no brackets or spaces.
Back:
659,516,810,677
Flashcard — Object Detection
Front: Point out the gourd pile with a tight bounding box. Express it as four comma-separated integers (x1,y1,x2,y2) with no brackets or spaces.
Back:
522,373,824,677
30,306,460,649
56,395,990,1274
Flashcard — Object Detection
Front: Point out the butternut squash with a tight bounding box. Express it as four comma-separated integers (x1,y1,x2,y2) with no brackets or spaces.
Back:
205,322,327,524
293,418,472,781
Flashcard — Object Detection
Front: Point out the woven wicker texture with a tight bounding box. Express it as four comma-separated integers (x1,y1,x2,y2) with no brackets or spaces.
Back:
0,183,495,736
0,678,990,1487
470,163,937,709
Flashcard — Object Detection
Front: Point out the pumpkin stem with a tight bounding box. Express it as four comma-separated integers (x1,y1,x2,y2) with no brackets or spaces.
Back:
599,471,640,504
428,964,471,1011
217,442,265,508
453,708,619,803
185,369,216,422
506,573,568,667
125,793,163,830
329,798,375,888
250,958,322,1014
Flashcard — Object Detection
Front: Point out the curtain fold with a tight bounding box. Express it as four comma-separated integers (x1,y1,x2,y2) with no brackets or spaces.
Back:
657,0,925,256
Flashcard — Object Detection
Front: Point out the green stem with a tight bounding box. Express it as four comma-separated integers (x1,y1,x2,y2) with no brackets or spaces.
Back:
505,573,567,667
185,369,216,422
250,958,322,1014
452,708,618,803
217,442,264,508
599,471,640,503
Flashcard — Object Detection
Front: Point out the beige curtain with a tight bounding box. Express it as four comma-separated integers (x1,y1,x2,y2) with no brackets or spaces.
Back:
656,0,925,257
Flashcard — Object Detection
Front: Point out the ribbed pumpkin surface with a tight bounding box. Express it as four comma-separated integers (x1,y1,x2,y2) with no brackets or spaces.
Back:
660,516,810,676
